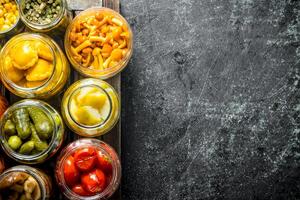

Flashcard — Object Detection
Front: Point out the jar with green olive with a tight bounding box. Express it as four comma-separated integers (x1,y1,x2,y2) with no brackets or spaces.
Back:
0,99,64,164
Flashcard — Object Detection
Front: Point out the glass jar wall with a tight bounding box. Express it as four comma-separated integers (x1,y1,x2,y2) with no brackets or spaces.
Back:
0,33,70,99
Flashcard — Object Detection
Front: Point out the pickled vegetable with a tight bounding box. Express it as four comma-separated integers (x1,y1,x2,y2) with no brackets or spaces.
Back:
12,108,31,140
28,107,53,140
4,119,16,136
30,123,48,152
70,86,110,126
3,39,54,89
3,105,54,156
68,9,131,70
0,0,19,32
7,135,22,150
19,141,34,155
0,172,41,200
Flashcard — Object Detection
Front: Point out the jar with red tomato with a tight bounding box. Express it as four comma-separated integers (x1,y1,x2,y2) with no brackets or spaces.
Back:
55,138,121,199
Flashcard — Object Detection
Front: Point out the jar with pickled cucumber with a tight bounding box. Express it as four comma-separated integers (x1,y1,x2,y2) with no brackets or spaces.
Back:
62,78,120,137
0,33,70,99
0,99,64,164
19,0,72,36
0,165,52,200
0,0,24,39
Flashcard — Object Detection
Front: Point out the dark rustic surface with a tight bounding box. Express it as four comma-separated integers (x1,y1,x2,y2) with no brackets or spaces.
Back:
120,0,300,199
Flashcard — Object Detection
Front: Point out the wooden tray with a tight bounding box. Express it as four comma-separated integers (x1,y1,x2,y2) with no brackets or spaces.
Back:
1,0,121,199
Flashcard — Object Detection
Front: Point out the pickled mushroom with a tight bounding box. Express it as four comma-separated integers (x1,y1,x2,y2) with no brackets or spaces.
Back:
10,41,38,70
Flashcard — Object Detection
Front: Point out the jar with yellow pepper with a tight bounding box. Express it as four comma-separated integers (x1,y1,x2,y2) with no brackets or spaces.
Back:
65,7,133,79
0,0,24,38
0,33,70,99
61,78,120,137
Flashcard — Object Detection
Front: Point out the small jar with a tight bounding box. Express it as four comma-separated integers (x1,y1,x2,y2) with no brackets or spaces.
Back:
61,78,120,137
55,138,121,200
0,165,52,199
0,99,64,164
19,0,72,36
65,7,133,79
0,0,25,39
0,33,70,99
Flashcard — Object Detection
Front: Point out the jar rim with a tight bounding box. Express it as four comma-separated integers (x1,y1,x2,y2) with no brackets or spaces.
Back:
18,0,66,30
0,165,47,199
55,138,121,200
0,33,58,93
67,84,113,129
64,7,133,79
0,99,63,163
0,0,21,34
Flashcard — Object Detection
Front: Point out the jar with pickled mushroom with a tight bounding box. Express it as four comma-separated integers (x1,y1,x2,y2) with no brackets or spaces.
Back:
0,99,64,164
62,78,120,137
65,7,133,79
19,0,71,36
0,0,24,39
0,33,70,99
0,165,52,200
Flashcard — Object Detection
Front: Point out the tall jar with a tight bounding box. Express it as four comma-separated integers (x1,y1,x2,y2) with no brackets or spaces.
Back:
0,33,70,99
0,0,25,39
19,0,72,36
61,78,120,137
0,99,64,164
55,138,121,200
0,165,52,199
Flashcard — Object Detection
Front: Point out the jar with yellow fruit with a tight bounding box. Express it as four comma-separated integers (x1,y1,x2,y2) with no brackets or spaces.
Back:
0,33,70,99
0,0,24,38
61,78,120,137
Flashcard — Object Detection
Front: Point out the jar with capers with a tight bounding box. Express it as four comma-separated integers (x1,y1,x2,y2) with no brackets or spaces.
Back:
19,0,71,36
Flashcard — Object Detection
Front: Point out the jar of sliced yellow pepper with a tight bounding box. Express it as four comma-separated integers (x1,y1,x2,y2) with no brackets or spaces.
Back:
61,78,120,137
0,0,24,38
0,33,70,99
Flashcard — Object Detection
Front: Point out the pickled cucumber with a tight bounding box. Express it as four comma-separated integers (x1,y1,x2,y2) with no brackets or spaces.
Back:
19,141,34,155
27,107,53,140
8,136,22,150
4,120,16,136
12,108,31,140
30,123,48,152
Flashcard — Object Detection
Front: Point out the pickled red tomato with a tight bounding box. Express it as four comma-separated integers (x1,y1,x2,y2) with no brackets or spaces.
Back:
74,147,97,171
63,156,80,187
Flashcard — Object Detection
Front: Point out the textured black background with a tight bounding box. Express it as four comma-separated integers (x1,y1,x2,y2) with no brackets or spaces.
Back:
120,0,300,200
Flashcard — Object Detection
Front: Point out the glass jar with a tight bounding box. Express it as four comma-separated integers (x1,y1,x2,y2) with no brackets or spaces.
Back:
61,78,120,137
0,0,25,39
0,165,52,199
19,0,72,36
0,33,70,99
0,99,64,164
65,7,133,79
55,138,121,200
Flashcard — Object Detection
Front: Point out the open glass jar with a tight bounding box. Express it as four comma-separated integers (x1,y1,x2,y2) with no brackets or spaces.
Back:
0,33,70,99
55,138,121,200
0,0,24,39
62,78,120,137
0,99,64,164
0,165,52,199
65,7,133,79
19,0,72,36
